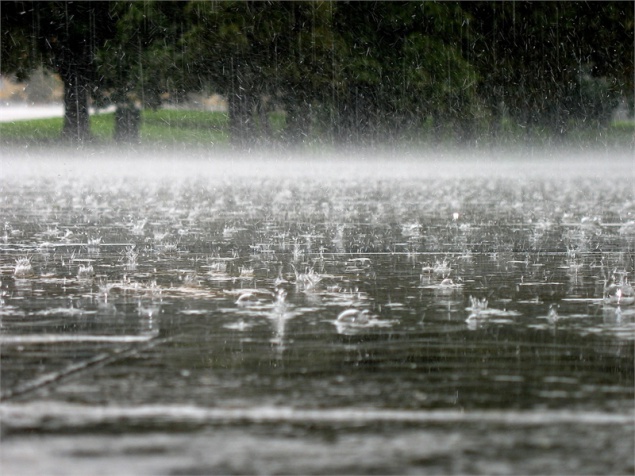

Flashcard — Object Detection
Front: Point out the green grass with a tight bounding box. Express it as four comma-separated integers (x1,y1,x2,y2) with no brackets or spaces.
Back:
0,116,65,142
141,109,229,145
0,109,231,146
0,107,632,149
90,114,116,142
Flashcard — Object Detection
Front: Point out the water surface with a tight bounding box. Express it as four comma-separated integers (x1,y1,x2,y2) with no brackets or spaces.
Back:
1,148,633,474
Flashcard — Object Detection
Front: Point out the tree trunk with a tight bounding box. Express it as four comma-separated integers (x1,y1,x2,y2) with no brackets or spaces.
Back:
228,92,255,148
334,93,358,146
342,85,377,146
114,105,141,144
256,96,272,142
284,95,311,145
60,64,91,143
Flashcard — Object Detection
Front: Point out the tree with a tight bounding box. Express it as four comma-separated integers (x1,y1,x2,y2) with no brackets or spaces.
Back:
1,1,115,143
465,1,634,140
184,1,344,147
184,1,260,147
94,1,189,143
262,1,340,145
328,2,479,145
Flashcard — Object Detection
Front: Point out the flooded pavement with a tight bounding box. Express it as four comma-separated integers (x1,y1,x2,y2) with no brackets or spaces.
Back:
1,148,634,475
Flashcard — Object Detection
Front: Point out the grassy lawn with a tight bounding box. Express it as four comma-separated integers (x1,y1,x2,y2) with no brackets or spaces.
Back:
141,109,229,145
0,109,231,146
0,116,66,143
0,107,632,149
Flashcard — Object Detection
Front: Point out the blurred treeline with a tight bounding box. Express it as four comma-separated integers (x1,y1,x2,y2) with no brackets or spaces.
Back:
2,1,633,146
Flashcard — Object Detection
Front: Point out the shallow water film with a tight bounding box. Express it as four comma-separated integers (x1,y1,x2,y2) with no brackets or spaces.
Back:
1,150,634,475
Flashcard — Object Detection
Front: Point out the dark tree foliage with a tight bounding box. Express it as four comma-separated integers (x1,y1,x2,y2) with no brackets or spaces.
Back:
1,1,632,146
183,0,632,146
183,1,337,146
1,2,39,81
331,1,479,144
464,1,633,139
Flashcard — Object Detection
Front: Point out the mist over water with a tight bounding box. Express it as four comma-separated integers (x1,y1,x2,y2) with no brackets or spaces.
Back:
1,146,633,474
2,144,631,180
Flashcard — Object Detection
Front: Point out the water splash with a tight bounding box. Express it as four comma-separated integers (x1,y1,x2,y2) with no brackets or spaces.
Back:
13,257,33,277
604,280,635,306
